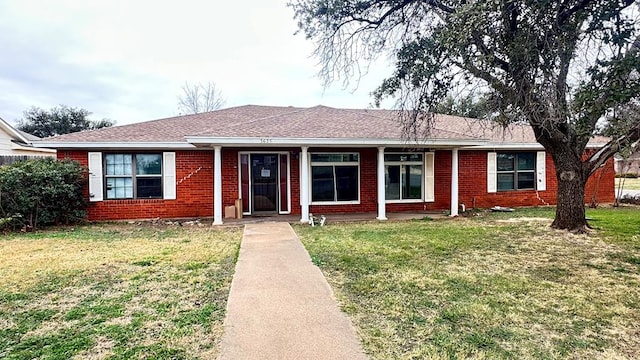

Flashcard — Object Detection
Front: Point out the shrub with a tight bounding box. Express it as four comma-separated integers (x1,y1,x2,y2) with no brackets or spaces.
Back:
0,158,87,230
619,194,640,205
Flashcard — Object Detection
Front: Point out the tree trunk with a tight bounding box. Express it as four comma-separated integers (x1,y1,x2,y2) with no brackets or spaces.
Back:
550,150,588,232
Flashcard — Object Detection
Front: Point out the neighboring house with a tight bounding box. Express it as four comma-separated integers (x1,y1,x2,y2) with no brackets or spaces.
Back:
614,152,640,176
0,116,56,161
33,105,614,223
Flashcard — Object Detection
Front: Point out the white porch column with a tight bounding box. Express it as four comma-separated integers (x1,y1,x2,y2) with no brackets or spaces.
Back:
450,148,459,217
213,146,223,225
376,146,387,220
299,146,310,223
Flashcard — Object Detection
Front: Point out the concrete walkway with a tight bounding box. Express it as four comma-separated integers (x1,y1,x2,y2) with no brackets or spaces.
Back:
218,222,367,360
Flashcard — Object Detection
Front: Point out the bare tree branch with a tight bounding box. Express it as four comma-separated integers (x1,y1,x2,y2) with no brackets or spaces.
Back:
177,81,226,114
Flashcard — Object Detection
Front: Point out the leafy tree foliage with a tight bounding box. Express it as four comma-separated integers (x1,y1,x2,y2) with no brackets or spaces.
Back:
177,81,226,114
435,93,491,119
292,0,640,231
17,105,114,138
0,158,87,230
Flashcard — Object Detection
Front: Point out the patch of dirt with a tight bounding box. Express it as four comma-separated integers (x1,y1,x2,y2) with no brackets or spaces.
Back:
0,317,16,330
494,217,552,223
71,335,115,360
103,316,133,327
22,319,79,338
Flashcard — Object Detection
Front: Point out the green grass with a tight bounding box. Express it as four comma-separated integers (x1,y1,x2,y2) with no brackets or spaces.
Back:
0,224,241,359
295,206,640,359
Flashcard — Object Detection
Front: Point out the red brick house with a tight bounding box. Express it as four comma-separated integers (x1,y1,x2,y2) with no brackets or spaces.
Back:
34,105,614,223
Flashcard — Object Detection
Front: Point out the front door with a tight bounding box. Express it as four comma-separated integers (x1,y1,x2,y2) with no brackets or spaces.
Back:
251,154,278,213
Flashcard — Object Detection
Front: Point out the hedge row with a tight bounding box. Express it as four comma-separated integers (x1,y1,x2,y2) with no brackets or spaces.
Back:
0,158,87,230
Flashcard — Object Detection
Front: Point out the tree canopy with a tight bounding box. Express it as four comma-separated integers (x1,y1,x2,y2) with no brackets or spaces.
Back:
435,93,491,119
292,0,640,231
17,105,114,138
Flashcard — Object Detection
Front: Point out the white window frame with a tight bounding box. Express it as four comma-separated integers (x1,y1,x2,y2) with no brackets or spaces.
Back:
496,152,536,191
384,152,425,203
87,152,175,201
104,153,164,199
309,152,360,205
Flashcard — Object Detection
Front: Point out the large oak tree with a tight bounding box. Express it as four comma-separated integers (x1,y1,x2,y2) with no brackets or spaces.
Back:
291,0,640,231
17,105,114,138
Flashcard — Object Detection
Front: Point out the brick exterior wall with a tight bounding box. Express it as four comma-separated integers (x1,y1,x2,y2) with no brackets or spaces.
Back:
60,148,615,221
457,150,614,209
59,150,214,221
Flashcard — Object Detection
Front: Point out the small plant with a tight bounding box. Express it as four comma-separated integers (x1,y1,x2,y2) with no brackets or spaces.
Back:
620,194,640,205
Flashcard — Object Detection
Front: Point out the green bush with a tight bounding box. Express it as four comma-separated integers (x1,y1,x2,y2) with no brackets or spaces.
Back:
0,158,87,230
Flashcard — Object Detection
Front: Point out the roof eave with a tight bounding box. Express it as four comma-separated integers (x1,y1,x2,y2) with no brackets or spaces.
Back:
184,136,489,148
11,142,56,153
466,142,609,150
0,117,30,144
32,141,198,150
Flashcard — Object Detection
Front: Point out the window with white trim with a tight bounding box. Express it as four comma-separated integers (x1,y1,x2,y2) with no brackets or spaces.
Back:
310,153,359,203
384,153,423,201
104,153,162,199
497,152,535,191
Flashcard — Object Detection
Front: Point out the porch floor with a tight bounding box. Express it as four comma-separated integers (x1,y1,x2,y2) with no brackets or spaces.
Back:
220,211,448,226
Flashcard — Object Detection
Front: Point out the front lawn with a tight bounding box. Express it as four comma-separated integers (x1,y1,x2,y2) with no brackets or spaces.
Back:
295,206,640,359
0,224,241,360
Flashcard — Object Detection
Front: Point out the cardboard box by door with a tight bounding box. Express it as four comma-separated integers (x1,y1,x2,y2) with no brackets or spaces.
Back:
224,205,236,219
235,199,243,219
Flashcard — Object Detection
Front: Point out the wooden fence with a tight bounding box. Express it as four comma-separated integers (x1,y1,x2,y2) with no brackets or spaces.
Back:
0,155,47,166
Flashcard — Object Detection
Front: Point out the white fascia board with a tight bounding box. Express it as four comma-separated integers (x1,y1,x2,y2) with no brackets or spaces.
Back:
32,142,197,149
465,143,545,150
466,142,609,151
0,117,30,143
11,142,56,153
184,136,488,148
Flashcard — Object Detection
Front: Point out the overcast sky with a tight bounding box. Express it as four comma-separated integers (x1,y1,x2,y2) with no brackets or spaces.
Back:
0,0,392,126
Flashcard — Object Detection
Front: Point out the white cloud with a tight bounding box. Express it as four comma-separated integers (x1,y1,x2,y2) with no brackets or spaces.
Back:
0,0,393,126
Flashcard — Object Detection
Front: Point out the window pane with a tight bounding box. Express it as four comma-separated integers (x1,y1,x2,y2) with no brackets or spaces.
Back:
240,154,249,212
311,153,358,163
106,177,133,199
280,154,288,212
105,154,132,175
497,153,514,171
517,153,535,170
136,154,162,175
517,172,535,189
343,154,358,162
385,153,423,162
335,166,358,201
311,166,335,201
402,165,422,199
497,173,514,191
385,165,400,200
137,177,162,198
311,154,337,162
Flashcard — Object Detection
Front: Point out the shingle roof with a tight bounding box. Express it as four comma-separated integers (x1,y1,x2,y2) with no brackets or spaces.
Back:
16,129,40,141
34,104,608,146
